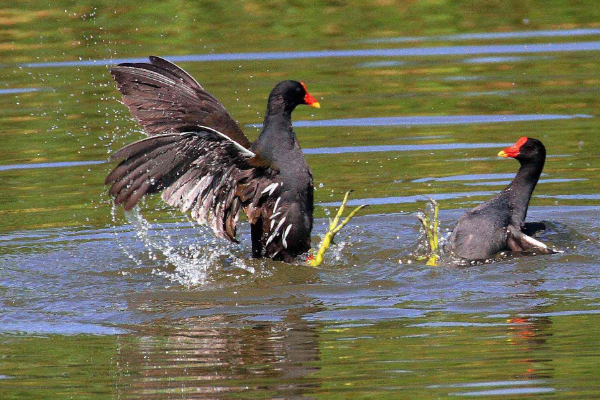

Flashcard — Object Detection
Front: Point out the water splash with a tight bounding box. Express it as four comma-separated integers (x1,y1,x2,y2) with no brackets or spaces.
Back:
110,205,252,287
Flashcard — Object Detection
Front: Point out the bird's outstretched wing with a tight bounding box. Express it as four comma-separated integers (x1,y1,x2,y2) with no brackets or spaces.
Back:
110,56,252,148
107,57,285,241
105,127,278,241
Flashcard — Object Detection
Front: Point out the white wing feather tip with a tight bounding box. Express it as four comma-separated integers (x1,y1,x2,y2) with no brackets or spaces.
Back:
184,125,255,157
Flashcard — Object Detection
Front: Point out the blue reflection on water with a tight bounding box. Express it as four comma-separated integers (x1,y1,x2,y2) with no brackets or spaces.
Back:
487,309,600,318
414,173,517,183
357,61,406,68
429,380,550,389
463,56,548,64
20,41,600,68
450,388,555,397
319,191,496,207
537,194,600,200
0,322,127,335
318,191,600,207
465,178,587,186
364,28,600,43
0,88,42,95
305,143,511,155
251,114,592,129
0,144,514,173
0,160,105,172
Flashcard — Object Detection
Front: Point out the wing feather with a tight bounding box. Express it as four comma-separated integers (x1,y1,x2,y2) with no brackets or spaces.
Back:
107,128,276,241
106,57,288,246
110,56,252,148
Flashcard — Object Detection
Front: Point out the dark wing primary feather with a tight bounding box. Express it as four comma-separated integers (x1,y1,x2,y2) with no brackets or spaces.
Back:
106,127,279,242
110,56,252,148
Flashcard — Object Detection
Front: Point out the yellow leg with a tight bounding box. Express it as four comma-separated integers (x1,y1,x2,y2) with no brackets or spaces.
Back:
309,191,367,267
416,198,440,266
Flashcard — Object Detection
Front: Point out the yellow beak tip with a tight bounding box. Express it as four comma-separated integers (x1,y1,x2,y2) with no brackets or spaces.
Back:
310,102,321,109
498,150,508,157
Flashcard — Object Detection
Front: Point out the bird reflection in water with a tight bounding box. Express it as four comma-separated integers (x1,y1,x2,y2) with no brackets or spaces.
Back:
506,315,554,381
114,309,321,398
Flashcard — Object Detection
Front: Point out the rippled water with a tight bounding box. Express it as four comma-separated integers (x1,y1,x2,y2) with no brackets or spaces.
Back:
1,1,599,398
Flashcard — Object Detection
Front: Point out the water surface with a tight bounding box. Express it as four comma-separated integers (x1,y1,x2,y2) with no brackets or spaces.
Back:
1,1,599,399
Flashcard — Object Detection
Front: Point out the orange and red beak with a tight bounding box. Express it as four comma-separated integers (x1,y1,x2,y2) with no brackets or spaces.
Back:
499,136,528,158
300,81,320,108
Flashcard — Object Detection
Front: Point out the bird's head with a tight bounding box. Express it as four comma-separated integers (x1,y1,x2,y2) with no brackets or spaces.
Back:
269,80,320,113
498,137,546,165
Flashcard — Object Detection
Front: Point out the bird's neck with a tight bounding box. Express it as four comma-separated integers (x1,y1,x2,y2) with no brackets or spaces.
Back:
503,160,544,226
262,107,293,134
252,106,298,163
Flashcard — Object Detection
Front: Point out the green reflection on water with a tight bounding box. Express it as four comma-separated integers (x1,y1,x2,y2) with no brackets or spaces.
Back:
1,310,599,398
0,334,118,399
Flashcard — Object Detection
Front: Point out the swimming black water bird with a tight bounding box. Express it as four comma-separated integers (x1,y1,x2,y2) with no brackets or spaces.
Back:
105,56,338,263
419,137,559,264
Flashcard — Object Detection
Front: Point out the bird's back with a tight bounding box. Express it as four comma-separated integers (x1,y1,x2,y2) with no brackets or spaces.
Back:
447,195,511,260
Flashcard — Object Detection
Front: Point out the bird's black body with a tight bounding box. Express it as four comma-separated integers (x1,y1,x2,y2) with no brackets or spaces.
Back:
248,81,315,261
447,137,549,261
105,57,319,262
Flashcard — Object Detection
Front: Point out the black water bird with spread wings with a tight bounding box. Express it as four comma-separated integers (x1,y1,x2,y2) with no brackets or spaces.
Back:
105,56,339,263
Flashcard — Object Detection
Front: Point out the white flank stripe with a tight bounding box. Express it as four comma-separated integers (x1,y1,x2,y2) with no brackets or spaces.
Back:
273,197,281,213
522,234,548,249
266,217,286,246
265,233,275,246
262,182,279,196
282,224,292,249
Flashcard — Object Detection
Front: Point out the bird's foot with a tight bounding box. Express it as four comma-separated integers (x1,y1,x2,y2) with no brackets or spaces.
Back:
309,191,367,267
416,197,440,266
